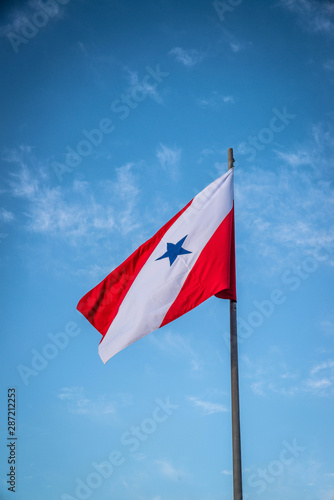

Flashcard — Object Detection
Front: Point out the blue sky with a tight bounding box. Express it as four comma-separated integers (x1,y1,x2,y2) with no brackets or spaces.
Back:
0,0,334,498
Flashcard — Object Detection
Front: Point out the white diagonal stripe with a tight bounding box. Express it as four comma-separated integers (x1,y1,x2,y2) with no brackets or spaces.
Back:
99,169,234,362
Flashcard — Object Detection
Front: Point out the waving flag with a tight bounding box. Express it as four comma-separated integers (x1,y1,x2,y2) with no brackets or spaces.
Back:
77,168,236,363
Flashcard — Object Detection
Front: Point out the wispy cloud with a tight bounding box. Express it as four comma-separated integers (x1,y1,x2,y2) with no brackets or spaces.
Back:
4,147,141,242
304,377,332,392
58,386,133,416
0,0,67,37
229,40,243,53
275,149,313,167
71,263,115,281
187,396,228,415
155,459,184,481
198,91,235,109
236,123,334,277
243,352,334,398
323,59,334,71
243,351,300,397
0,10,29,36
169,47,204,67
250,381,266,396
280,0,334,35
156,144,181,180
125,67,164,104
110,163,139,199
219,30,251,54
0,205,15,247
310,360,334,375
304,360,334,395
149,330,202,371
0,208,14,223
319,487,334,500
320,317,334,336
274,121,334,169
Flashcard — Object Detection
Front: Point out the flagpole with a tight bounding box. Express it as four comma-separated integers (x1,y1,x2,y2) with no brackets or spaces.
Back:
228,148,243,500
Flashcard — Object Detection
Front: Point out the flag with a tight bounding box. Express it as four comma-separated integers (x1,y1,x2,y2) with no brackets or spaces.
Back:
77,168,236,363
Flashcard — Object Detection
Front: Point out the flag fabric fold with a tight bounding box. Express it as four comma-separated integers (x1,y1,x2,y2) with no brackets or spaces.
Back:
77,168,236,363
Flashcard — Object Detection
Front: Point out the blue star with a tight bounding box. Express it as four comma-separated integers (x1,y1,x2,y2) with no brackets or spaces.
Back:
156,235,192,266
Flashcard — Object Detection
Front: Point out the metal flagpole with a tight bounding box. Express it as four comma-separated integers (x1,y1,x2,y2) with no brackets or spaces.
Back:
228,148,243,500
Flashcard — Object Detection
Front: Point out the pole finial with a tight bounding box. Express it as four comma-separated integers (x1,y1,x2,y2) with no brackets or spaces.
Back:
228,148,235,170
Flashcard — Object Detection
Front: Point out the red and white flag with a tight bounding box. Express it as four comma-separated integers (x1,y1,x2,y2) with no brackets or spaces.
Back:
77,168,236,363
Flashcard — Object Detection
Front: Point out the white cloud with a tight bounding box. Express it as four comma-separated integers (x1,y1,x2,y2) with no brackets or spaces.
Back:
222,95,235,103
320,318,334,336
250,381,266,396
280,0,334,35
8,162,38,199
304,359,334,395
58,386,85,401
149,330,202,371
198,91,235,109
0,0,67,37
221,469,232,475
155,459,183,481
305,378,332,391
5,148,141,242
219,29,251,54
235,123,334,277
124,67,164,104
230,41,242,53
243,352,300,397
169,47,204,67
72,263,116,281
111,162,140,199
323,59,334,71
156,144,181,180
243,352,334,398
0,208,14,223
58,387,133,416
275,149,313,167
187,396,228,415
320,488,334,500
310,360,334,375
